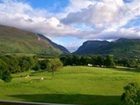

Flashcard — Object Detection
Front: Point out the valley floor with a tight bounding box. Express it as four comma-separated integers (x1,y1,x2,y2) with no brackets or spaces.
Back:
0,66,140,105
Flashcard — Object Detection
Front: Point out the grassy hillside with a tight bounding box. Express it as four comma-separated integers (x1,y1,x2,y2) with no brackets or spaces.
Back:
0,66,140,105
0,25,69,55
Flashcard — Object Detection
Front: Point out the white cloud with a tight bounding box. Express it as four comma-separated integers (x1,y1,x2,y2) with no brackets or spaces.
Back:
0,0,78,37
66,0,94,13
54,0,95,19
0,0,140,51
62,0,140,40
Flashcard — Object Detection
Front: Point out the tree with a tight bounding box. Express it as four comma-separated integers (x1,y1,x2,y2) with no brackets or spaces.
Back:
0,59,12,82
47,58,63,77
1,70,11,82
95,56,104,67
104,55,115,67
60,56,67,66
18,56,35,72
0,55,20,73
80,56,88,65
72,55,80,65
39,59,49,70
121,82,140,105
60,55,73,66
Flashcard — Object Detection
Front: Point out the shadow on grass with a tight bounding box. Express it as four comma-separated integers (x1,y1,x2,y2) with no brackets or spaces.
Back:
9,94,121,105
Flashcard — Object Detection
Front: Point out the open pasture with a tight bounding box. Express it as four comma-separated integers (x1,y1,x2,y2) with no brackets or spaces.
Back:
0,66,140,105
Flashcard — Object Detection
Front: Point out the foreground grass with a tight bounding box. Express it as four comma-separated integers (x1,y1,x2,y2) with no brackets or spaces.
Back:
0,66,140,105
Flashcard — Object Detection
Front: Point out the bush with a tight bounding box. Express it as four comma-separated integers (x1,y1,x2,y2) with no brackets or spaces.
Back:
1,70,12,82
121,82,140,105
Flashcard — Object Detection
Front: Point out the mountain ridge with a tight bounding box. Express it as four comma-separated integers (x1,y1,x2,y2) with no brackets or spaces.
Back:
0,25,69,55
74,38,140,58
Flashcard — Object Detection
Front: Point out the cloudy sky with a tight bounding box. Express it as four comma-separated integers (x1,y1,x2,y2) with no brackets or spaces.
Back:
0,0,140,52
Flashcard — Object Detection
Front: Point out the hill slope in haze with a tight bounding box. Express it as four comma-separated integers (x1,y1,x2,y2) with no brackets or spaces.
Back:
74,38,140,58
0,25,69,55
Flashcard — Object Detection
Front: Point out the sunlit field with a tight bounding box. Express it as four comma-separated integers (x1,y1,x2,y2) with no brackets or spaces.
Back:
0,66,140,105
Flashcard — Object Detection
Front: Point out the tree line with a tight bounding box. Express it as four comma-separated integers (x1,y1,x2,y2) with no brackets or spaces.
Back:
60,55,115,67
60,54,140,68
0,55,63,82
117,58,140,68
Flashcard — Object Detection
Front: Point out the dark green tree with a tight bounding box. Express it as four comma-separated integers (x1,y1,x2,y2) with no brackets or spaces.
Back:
1,70,12,82
94,56,104,67
19,56,35,72
39,60,49,70
0,59,12,82
0,55,20,73
104,55,115,67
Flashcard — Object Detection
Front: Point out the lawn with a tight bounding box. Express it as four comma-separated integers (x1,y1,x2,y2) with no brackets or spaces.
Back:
0,66,140,105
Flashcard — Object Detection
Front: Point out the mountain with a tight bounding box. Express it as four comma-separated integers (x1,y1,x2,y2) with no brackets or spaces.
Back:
37,34,69,54
0,25,69,55
74,38,140,58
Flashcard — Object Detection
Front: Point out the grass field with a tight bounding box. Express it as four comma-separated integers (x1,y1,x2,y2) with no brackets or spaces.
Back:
0,66,140,105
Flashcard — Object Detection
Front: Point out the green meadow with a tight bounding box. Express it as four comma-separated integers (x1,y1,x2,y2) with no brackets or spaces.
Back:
0,66,140,105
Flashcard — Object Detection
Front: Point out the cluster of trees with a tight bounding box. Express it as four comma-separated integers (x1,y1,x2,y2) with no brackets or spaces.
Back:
0,55,37,74
60,55,115,68
117,58,140,68
33,58,63,76
0,55,63,82
60,54,140,68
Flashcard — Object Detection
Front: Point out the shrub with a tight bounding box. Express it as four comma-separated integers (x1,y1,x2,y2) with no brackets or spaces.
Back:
1,70,12,82
121,82,140,105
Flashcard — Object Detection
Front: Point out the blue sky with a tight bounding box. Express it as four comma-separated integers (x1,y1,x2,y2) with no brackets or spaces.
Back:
26,0,69,13
123,0,133,3
0,0,139,52
124,16,140,28
25,0,81,51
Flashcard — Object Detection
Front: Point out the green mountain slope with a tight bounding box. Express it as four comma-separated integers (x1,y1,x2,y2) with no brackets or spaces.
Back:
74,38,140,58
0,25,69,55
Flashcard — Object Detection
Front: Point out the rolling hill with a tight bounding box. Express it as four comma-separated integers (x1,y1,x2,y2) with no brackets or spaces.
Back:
0,25,69,55
74,38,140,58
